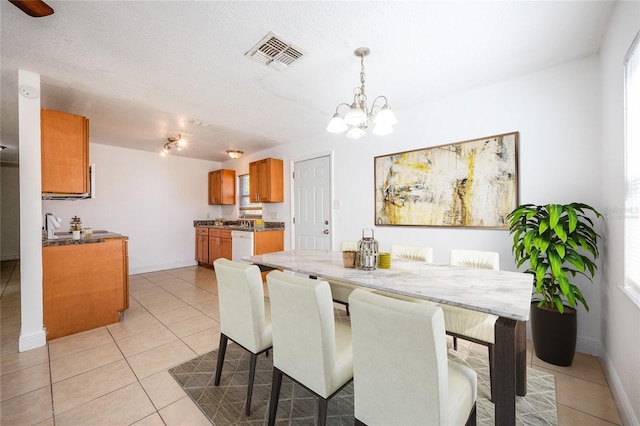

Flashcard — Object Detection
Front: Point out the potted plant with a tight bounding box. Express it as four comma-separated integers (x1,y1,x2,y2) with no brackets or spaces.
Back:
507,203,601,366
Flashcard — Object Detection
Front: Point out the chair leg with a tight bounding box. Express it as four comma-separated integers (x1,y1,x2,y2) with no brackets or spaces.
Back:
246,352,258,415
465,402,477,426
488,343,495,402
214,333,228,386
453,336,458,350
318,397,328,426
268,367,283,426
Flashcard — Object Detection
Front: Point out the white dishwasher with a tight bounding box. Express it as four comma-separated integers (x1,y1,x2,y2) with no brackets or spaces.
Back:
231,230,254,261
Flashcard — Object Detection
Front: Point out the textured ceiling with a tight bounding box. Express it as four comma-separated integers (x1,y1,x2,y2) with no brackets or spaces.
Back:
0,0,615,163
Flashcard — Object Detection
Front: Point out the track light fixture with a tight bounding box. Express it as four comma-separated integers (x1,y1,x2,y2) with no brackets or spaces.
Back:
161,134,186,156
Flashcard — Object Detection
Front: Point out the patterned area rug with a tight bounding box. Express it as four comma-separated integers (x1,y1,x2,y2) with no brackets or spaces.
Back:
169,341,557,425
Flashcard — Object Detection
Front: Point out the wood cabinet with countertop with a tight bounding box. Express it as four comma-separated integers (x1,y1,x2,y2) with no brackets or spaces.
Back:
254,229,284,254
249,158,283,203
208,228,232,263
195,227,209,264
43,236,128,340
41,108,90,195
208,169,236,205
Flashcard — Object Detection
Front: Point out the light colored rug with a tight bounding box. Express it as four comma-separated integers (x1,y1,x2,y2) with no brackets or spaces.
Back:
169,342,557,425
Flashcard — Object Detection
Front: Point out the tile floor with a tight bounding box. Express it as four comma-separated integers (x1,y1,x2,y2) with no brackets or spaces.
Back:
0,260,623,425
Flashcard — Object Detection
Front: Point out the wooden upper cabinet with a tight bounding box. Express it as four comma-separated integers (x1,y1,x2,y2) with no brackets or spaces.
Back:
208,169,236,205
249,158,283,203
41,108,89,194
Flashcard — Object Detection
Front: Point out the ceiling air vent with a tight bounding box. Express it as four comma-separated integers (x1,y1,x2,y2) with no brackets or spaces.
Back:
245,32,303,71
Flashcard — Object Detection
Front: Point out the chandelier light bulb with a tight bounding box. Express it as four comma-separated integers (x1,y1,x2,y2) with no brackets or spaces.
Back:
346,126,366,139
373,106,397,126
344,104,367,126
326,113,348,133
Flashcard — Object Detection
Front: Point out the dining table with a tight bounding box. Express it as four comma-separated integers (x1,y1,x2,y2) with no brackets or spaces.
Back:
246,249,533,426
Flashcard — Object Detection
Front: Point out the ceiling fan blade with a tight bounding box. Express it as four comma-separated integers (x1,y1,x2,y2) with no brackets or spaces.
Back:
9,0,54,17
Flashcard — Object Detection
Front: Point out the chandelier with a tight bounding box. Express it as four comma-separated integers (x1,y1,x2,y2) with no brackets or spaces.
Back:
161,134,186,155
326,47,397,139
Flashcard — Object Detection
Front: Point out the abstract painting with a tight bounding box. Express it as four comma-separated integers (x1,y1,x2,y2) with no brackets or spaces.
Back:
374,132,519,228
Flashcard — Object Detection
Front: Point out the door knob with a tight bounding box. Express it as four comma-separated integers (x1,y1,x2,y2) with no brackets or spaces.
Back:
323,229,329,234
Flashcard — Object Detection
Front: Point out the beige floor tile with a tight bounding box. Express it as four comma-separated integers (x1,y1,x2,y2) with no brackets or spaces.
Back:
106,308,163,340
132,412,166,426
1,344,49,376
34,417,55,426
158,395,212,426
0,361,50,401
140,370,187,410
1,335,19,356
153,305,203,326
541,367,622,424
126,340,196,379
54,382,156,426
181,326,220,355
115,326,178,357
48,327,113,361
144,298,191,315
557,404,620,425
52,359,137,414
50,341,123,383
533,350,608,386
0,386,53,425
166,313,219,338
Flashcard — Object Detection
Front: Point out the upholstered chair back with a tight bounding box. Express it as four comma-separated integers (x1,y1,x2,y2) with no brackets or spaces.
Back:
449,249,499,270
214,258,271,353
267,271,353,398
349,289,477,425
390,244,434,263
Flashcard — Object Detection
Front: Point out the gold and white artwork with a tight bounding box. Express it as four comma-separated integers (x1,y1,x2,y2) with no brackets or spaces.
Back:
375,132,518,228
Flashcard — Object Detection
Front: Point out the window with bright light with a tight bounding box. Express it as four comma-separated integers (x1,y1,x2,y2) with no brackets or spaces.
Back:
624,30,640,303
238,174,262,218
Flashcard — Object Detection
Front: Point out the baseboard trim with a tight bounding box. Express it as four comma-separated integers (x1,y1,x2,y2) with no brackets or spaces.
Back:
575,336,600,356
129,260,197,275
19,329,47,352
601,346,639,426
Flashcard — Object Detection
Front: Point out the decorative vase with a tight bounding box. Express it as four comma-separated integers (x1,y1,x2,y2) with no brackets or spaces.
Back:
530,301,577,366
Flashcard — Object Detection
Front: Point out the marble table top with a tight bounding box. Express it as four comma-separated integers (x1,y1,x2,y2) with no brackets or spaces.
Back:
247,249,533,321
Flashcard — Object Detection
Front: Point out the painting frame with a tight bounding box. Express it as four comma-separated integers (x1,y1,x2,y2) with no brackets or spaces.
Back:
374,132,519,229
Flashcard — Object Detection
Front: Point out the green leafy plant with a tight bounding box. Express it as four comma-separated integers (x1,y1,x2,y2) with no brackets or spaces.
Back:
507,203,601,313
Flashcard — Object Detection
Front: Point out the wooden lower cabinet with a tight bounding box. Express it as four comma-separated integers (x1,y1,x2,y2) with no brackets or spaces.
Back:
208,229,232,263
255,230,284,255
43,238,129,340
195,227,209,264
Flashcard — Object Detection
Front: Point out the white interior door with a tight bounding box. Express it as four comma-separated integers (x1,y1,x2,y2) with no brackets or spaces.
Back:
294,156,331,249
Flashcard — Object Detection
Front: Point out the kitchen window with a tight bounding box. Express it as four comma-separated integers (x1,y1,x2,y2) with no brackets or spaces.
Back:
624,30,640,305
238,174,262,218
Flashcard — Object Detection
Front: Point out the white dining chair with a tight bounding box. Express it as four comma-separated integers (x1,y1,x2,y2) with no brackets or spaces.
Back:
327,240,360,313
266,271,353,426
349,289,477,426
441,249,500,400
390,244,434,263
212,258,272,415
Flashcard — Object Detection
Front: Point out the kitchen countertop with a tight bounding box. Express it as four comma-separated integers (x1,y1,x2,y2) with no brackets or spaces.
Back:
43,231,127,247
193,220,284,232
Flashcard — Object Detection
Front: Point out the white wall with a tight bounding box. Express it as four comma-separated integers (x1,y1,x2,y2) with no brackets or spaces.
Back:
18,70,46,351
224,55,604,355
42,144,222,274
599,1,640,424
1,163,20,260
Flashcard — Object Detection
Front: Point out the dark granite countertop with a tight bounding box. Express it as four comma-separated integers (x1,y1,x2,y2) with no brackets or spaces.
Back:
193,220,284,232
42,231,127,247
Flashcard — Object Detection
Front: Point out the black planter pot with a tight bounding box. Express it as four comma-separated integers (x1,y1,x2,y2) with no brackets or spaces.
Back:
530,301,577,366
